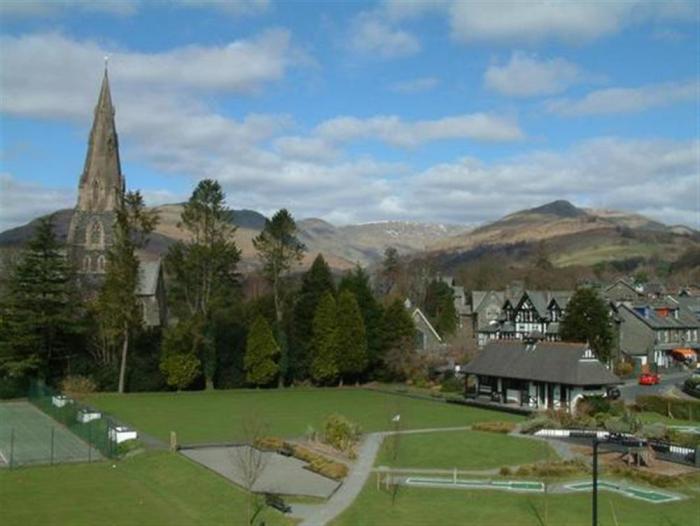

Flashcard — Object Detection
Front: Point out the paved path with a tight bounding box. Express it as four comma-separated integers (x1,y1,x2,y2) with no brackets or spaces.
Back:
292,426,473,526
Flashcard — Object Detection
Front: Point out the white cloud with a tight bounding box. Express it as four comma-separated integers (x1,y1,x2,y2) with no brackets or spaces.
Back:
348,11,420,59
403,137,699,227
383,0,697,45
173,0,270,16
484,52,581,97
546,80,698,116
388,76,440,93
0,174,75,232
314,113,524,147
0,0,138,17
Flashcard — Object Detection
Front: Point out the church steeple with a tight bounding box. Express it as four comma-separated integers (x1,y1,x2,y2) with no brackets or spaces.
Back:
77,65,124,212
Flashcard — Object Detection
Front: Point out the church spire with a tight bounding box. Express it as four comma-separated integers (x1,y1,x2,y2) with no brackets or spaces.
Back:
77,65,124,212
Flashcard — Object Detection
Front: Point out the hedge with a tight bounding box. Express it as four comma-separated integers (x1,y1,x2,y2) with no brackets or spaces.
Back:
636,395,700,421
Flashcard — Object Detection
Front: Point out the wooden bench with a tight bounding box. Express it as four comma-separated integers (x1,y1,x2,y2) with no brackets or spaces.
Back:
264,493,291,514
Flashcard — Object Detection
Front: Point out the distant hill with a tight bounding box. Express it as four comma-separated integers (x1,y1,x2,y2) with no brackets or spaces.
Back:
426,200,698,269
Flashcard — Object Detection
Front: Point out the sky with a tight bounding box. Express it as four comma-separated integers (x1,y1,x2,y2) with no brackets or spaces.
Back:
0,0,698,232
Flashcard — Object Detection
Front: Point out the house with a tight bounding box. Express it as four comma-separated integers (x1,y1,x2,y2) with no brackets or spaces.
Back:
474,290,572,345
405,299,444,353
439,276,471,328
603,279,644,304
462,340,621,412
615,297,700,368
66,67,166,326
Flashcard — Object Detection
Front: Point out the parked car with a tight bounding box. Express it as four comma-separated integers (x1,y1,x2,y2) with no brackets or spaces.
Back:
639,372,661,385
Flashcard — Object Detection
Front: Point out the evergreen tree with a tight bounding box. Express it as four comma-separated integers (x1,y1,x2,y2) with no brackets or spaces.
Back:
291,254,335,380
380,246,401,295
423,279,458,337
310,292,339,385
159,318,204,391
379,298,416,379
0,215,82,380
244,316,280,386
253,209,305,386
339,266,383,372
560,287,614,362
335,290,367,384
166,179,241,389
97,191,158,393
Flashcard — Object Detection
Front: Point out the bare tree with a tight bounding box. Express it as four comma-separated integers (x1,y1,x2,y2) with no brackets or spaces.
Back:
231,413,270,525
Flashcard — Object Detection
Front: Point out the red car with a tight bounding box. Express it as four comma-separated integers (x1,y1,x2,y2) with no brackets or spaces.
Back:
638,372,661,385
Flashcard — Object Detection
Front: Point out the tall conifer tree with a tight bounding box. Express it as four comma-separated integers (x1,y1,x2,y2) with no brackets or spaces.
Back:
244,316,280,386
310,292,339,385
335,290,367,384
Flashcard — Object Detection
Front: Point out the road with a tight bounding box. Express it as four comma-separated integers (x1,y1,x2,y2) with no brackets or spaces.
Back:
618,371,692,402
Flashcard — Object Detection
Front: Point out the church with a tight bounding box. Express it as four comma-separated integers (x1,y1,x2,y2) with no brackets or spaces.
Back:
66,67,166,327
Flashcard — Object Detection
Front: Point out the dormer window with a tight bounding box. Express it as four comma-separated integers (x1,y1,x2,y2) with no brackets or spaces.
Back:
581,348,596,361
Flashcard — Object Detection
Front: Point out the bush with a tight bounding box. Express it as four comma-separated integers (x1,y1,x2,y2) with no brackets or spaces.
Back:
255,436,285,451
439,374,463,393
614,361,634,377
516,459,587,478
323,414,361,452
290,444,349,480
639,422,666,440
472,421,516,434
59,376,97,399
636,395,700,421
520,416,558,434
577,395,611,416
499,466,512,476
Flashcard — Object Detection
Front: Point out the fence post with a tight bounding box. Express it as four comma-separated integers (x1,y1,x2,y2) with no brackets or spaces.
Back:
9,428,15,470
50,427,55,466
88,420,92,463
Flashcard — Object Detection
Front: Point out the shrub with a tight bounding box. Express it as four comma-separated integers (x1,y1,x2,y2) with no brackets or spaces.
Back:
255,436,285,451
520,416,558,434
516,459,587,478
59,376,97,399
472,421,516,434
577,395,611,416
306,458,349,480
440,374,463,393
636,395,700,421
499,466,512,476
639,423,666,440
323,414,361,452
614,361,634,377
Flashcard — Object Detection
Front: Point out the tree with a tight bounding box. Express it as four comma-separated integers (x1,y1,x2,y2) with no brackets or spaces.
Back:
97,191,158,393
339,266,383,374
0,215,82,380
336,290,367,384
231,413,270,525
159,318,204,391
380,247,401,295
252,209,305,385
560,287,614,362
423,279,458,337
290,254,335,380
244,316,280,386
165,179,241,389
310,292,339,385
380,299,416,380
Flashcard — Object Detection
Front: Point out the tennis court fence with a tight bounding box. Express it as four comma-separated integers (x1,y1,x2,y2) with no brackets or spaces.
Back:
3,381,122,465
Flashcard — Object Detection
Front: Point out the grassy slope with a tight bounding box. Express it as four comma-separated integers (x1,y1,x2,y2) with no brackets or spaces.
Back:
333,484,700,526
0,452,291,526
375,430,556,470
88,389,522,444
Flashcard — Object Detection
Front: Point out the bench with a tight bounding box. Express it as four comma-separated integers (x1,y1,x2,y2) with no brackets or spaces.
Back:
264,493,291,514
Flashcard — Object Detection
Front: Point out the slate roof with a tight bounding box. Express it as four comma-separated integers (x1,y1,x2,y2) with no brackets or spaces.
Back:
136,259,161,296
462,341,621,386
627,301,700,329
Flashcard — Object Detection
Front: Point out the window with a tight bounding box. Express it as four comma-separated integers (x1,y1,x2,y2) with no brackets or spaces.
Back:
82,255,91,272
87,220,104,248
97,255,106,273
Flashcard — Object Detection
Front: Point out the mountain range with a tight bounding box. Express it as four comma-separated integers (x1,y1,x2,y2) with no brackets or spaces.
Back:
0,200,696,272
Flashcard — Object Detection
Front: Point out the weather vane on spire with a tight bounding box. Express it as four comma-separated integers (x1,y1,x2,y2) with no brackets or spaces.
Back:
104,55,109,72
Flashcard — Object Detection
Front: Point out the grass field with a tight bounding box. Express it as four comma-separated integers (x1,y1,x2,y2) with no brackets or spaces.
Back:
376,430,557,470
0,402,99,466
332,483,700,525
88,388,522,444
0,451,291,526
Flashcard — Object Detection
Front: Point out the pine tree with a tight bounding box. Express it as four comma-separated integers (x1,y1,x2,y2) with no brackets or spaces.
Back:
423,279,457,337
291,254,335,380
310,292,339,385
339,266,383,373
244,316,280,386
159,318,203,391
335,290,367,384
0,215,82,380
97,191,158,393
379,298,416,380
253,209,305,386
560,287,613,362
165,179,241,390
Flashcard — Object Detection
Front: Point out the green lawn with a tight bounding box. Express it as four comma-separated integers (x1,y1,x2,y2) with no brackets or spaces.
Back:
88,388,521,444
333,483,700,526
376,430,557,470
0,452,291,526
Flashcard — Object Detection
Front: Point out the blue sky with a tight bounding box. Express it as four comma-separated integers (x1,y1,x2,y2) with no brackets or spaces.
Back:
0,0,698,231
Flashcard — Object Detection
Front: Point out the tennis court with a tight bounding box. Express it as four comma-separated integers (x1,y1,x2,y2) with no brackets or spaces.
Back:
0,401,101,467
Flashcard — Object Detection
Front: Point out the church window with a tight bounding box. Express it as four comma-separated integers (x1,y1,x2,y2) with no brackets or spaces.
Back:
87,220,104,248
83,255,92,272
97,255,106,273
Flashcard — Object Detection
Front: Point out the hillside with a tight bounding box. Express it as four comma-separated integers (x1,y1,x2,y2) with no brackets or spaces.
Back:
426,200,698,269
0,205,468,272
